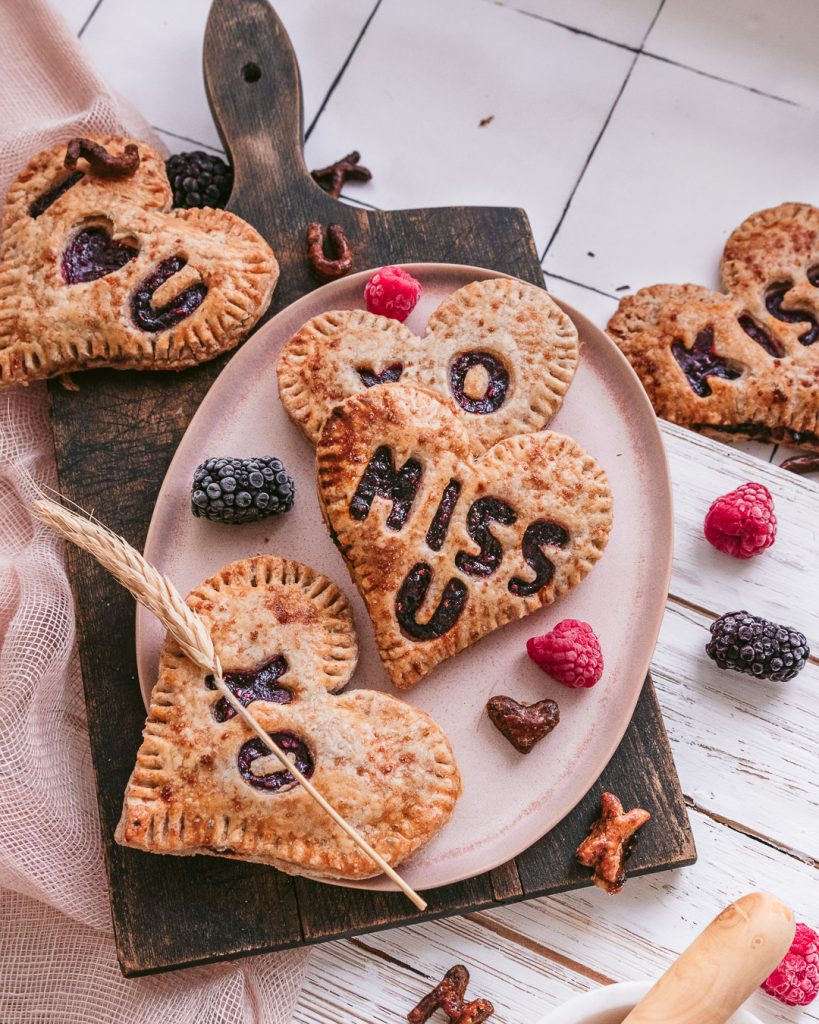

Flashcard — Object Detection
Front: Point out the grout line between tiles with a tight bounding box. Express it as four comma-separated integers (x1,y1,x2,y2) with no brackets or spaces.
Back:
639,50,799,107
539,54,639,262
77,0,104,38
340,192,380,211
540,0,667,264
543,271,619,302
304,0,383,143
490,0,803,110
150,126,225,155
486,0,638,55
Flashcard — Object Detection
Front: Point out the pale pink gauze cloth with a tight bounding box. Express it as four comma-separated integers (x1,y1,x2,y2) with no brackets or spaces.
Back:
0,1,310,1019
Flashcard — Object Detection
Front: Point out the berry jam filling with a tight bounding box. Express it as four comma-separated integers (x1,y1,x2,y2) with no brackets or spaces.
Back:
694,421,819,445
131,256,207,332
349,444,422,530
737,314,784,357
206,655,290,723
61,226,138,284
765,283,819,346
396,562,468,641
237,732,313,792
671,327,742,397
455,497,517,577
509,520,569,596
357,363,404,388
29,171,84,218
426,479,461,551
449,351,509,414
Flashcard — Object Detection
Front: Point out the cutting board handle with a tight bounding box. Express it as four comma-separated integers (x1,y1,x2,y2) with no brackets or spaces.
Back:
203,0,325,217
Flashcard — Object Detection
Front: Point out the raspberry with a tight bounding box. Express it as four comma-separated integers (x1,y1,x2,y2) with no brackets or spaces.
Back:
704,482,776,559
762,922,819,1006
526,620,603,688
364,266,421,322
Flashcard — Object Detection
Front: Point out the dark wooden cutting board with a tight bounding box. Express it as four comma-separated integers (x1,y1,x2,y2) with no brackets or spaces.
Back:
47,0,695,976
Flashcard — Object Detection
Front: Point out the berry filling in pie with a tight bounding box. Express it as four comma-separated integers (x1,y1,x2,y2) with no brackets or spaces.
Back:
356,363,403,387
29,170,84,218
449,350,509,414
765,283,819,346
61,226,137,284
130,256,208,332
671,327,742,397
238,732,314,792
206,655,290,722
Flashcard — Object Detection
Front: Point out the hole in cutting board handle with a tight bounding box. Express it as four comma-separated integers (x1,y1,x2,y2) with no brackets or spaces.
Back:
242,62,261,83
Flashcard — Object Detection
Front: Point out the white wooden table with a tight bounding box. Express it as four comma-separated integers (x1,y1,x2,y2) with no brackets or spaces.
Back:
59,0,818,1019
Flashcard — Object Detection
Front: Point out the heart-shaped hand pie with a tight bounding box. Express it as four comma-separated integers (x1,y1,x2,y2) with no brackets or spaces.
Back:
608,203,819,450
116,556,461,880
317,385,612,689
278,277,579,453
486,695,560,754
0,135,279,386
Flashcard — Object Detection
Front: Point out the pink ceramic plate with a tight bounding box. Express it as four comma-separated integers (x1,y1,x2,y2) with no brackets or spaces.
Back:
136,264,672,893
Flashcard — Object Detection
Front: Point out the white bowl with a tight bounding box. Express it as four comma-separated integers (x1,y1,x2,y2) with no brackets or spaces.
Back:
535,980,762,1024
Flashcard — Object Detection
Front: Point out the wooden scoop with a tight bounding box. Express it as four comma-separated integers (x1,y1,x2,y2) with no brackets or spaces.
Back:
623,892,795,1024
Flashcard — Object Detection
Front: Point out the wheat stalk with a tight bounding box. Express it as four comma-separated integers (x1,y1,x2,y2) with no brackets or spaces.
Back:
32,496,427,911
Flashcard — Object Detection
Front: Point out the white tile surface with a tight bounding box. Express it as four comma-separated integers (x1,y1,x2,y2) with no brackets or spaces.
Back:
545,55,819,294
54,0,99,35
76,0,375,150
646,0,819,109
305,0,634,254
544,273,618,328
152,126,218,158
493,0,661,48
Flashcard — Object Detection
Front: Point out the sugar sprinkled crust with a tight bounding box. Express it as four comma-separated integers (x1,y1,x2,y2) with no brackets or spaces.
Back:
277,277,579,454
115,556,461,880
0,135,279,386
607,203,819,451
317,385,612,690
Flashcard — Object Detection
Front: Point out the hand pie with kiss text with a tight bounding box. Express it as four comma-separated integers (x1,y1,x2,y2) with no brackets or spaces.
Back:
278,277,579,454
116,556,461,880
0,135,278,386
317,385,612,690
608,203,819,451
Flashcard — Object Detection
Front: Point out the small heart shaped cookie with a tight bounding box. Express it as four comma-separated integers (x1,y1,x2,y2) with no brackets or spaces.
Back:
317,385,612,689
608,203,819,450
486,695,560,754
0,136,279,386
116,556,461,880
278,277,579,453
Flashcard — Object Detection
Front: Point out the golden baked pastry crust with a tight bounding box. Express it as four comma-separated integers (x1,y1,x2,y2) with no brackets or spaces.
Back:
317,385,612,690
116,556,461,880
0,135,279,386
277,277,579,454
607,203,819,451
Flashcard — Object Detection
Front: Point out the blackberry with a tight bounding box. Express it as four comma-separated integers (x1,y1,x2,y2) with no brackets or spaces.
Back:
191,457,294,524
165,151,232,209
706,610,809,681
